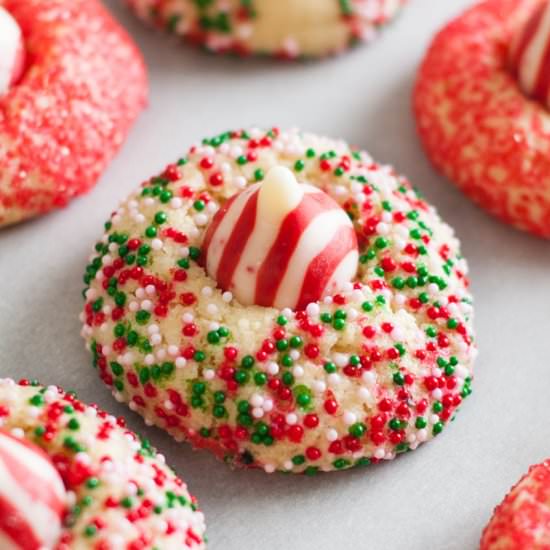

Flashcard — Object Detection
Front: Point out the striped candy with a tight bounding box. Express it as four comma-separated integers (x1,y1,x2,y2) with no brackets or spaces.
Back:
0,429,66,550
0,7,24,96
203,166,358,310
510,0,550,109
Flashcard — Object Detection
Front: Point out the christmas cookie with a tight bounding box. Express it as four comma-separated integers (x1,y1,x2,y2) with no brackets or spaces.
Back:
81,127,476,475
0,0,147,228
125,0,407,58
414,0,550,238
481,460,550,549
0,378,206,549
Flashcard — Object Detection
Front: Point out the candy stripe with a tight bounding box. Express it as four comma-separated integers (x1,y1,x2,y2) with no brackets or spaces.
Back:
254,191,340,307
0,7,23,94
511,1,545,70
0,494,40,550
273,209,354,309
0,433,65,514
215,188,260,291
296,225,358,309
205,184,258,281
202,193,238,269
203,170,358,309
534,30,550,102
522,4,550,91
511,2,550,107
0,455,63,547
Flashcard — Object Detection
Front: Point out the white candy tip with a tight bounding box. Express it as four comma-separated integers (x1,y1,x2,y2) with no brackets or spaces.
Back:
258,165,304,221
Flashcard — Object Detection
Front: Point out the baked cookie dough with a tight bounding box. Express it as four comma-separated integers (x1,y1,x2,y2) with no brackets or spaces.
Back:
0,0,147,228
481,460,550,549
0,378,206,549
414,0,550,238
81,127,476,474
125,0,407,58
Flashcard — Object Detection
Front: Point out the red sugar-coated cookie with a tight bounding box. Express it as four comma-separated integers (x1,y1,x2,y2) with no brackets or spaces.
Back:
0,0,148,228
481,460,550,550
414,0,550,239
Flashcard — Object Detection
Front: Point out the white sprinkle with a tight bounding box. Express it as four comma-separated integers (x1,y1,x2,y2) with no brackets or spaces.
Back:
306,303,320,317
312,381,326,393
348,308,359,321
358,387,371,401
376,222,390,235
417,429,428,442
431,388,443,400
362,371,376,385
147,324,159,335
136,287,145,299
85,288,97,300
343,411,357,425
250,394,264,407
334,353,348,367
394,294,406,306
266,362,279,375
195,214,208,226
292,366,304,378
206,304,219,316
233,176,247,189
150,333,162,346
286,413,298,425
252,407,264,419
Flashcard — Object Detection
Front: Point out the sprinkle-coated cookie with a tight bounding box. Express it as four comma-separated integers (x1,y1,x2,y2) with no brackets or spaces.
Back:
125,0,407,58
0,378,206,549
0,0,147,228
81,127,476,474
414,0,550,238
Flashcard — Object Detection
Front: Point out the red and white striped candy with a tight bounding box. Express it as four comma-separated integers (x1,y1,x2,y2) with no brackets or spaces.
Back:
0,7,25,96
0,429,67,550
203,166,359,310
510,0,550,109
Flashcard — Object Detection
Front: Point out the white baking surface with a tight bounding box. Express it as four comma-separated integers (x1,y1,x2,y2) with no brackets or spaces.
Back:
1,1,549,548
